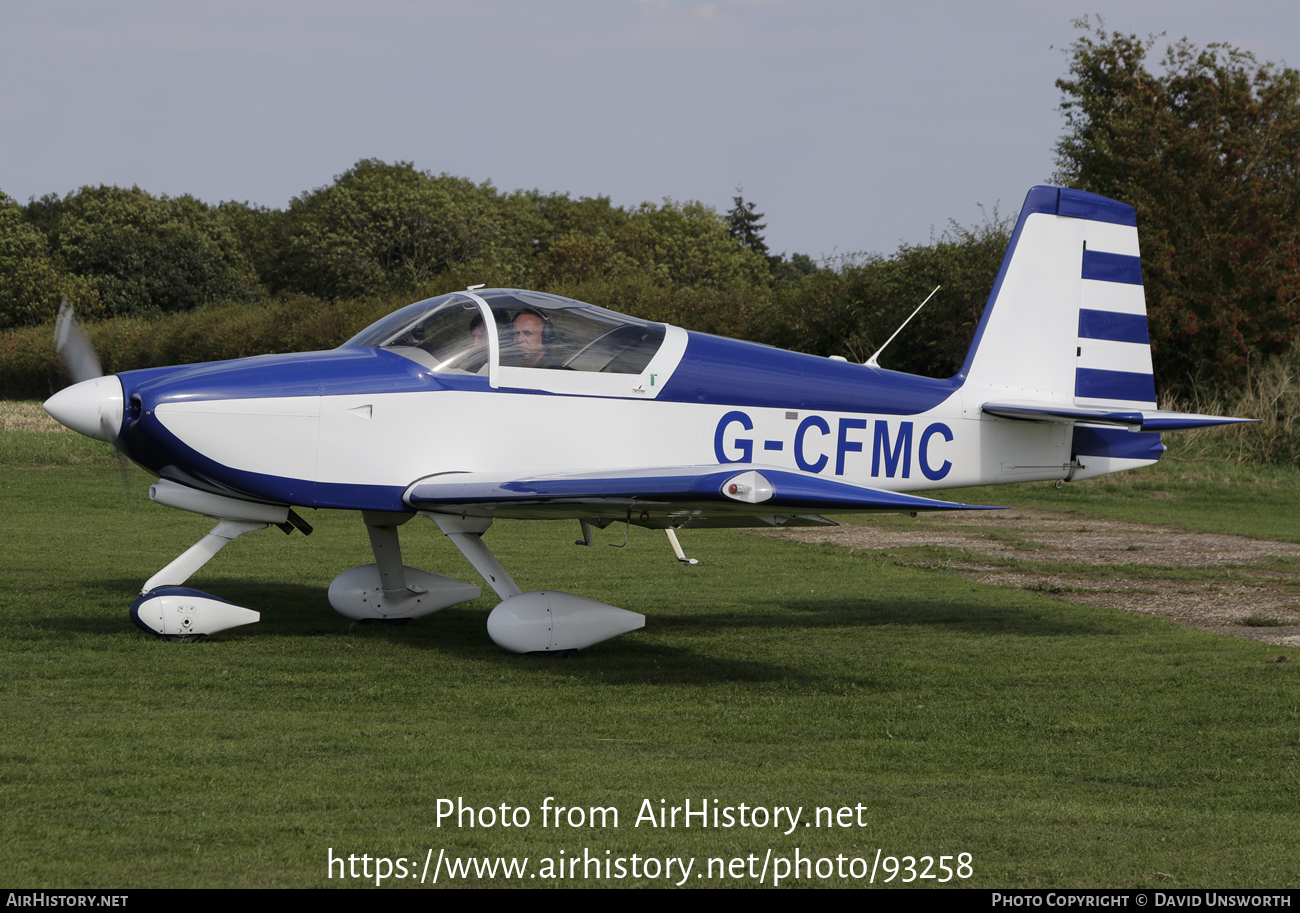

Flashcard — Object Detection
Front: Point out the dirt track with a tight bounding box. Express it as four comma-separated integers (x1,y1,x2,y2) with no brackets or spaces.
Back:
759,509,1300,649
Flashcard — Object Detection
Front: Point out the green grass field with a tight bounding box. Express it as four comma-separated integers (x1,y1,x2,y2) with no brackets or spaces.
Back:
948,449,1300,543
2,420,1298,887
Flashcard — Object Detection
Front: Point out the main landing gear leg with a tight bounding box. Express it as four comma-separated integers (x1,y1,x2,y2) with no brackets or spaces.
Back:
426,513,644,655
429,515,522,600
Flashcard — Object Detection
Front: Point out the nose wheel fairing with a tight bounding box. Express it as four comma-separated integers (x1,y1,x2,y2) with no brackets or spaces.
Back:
131,587,259,641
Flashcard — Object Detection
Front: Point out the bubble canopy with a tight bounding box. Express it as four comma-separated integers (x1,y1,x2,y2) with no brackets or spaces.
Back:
344,289,666,376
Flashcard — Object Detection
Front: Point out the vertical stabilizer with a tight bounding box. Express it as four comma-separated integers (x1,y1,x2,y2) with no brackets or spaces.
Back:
961,186,1156,409
961,186,1163,480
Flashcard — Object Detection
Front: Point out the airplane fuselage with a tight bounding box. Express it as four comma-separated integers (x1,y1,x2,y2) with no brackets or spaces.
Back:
112,329,1160,518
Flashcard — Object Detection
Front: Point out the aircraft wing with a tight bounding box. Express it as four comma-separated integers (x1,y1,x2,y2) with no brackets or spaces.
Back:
403,464,999,528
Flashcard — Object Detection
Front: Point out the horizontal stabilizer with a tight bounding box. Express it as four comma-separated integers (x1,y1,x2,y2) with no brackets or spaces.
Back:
405,464,999,517
983,401,1255,432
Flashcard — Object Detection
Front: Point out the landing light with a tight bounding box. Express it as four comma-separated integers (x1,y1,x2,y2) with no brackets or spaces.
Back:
721,471,774,504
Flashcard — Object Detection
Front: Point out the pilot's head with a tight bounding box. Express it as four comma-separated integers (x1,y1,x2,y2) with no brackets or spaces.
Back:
511,309,552,368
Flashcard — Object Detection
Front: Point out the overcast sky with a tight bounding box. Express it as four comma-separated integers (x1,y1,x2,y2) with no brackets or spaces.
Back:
3,1,1298,260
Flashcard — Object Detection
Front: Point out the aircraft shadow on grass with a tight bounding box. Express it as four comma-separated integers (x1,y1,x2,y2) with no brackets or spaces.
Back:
44,576,1117,688
36,578,815,685
73,578,1103,638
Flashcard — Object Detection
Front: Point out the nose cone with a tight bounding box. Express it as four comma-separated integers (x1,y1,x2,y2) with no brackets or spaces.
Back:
44,375,125,442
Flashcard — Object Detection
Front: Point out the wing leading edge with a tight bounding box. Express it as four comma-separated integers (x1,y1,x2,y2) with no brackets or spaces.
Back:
404,464,999,528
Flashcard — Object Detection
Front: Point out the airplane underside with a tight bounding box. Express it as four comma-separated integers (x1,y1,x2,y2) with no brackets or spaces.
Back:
127,460,987,651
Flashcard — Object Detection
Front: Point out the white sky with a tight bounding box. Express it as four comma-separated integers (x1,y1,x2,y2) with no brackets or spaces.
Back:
3,1,1297,259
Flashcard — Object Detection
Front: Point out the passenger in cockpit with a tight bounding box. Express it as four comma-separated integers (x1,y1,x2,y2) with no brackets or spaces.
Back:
466,314,490,373
465,311,508,374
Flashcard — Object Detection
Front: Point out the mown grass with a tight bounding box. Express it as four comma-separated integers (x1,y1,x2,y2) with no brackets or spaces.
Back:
942,449,1300,544
2,450,1299,888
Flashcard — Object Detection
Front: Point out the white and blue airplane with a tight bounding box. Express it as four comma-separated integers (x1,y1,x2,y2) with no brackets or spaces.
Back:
43,186,1246,653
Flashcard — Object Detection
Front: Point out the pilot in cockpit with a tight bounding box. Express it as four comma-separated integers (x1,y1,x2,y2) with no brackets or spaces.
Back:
506,308,557,369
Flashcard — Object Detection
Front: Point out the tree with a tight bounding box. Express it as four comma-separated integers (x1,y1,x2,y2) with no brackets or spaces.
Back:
756,215,1012,375
725,187,770,258
771,251,817,286
28,185,259,318
527,192,632,287
618,198,772,290
271,159,535,299
0,190,101,328
1054,18,1300,392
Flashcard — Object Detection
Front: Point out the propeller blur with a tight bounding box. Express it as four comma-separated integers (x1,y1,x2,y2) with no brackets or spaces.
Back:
43,186,1250,652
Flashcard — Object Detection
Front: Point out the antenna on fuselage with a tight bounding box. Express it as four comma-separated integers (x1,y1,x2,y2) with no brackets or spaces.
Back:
864,284,940,368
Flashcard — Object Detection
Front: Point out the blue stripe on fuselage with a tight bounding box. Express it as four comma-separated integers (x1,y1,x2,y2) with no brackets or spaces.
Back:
118,347,492,405
656,332,958,414
122,339,956,418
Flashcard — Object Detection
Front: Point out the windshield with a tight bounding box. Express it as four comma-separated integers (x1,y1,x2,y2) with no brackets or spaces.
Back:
344,289,665,375
343,292,495,374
